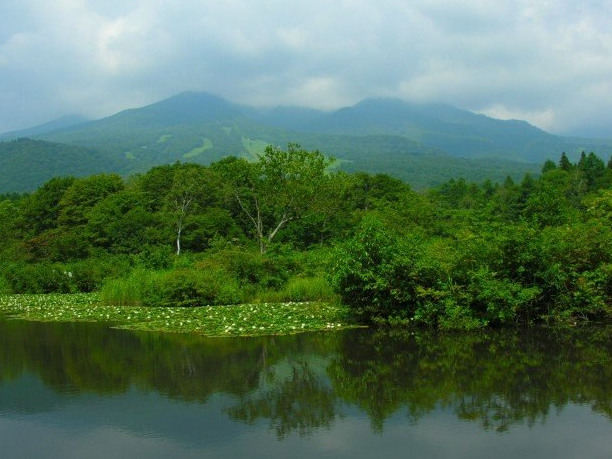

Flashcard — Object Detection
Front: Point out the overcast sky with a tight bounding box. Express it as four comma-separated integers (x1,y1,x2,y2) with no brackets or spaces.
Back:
1,0,611,137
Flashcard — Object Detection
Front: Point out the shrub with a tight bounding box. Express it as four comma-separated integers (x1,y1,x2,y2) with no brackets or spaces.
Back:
0,276,11,294
100,269,159,306
132,245,174,270
259,276,337,303
198,246,297,290
2,262,77,293
329,217,420,323
66,256,133,292
142,268,242,307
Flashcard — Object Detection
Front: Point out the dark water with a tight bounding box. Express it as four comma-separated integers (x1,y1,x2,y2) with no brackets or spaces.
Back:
1,318,612,458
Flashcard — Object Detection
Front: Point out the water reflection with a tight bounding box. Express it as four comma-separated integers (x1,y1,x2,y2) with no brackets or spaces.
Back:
1,318,612,440
329,327,612,433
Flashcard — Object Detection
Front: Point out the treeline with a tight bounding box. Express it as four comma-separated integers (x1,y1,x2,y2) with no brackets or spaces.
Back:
1,146,612,328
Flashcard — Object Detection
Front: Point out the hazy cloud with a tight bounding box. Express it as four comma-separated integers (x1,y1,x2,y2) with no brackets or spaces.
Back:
1,0,611,136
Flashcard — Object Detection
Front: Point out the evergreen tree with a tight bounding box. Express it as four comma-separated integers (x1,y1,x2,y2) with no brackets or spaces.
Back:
559,152,573,171
578,152,606,191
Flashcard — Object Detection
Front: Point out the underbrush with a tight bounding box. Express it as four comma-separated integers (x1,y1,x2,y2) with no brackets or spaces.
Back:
99,246,337,307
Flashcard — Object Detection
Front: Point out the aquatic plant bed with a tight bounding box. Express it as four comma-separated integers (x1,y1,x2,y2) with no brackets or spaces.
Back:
0,293,360,337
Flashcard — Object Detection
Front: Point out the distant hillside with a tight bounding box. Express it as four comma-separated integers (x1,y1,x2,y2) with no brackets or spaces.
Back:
37,92,251,170
3,91,610,193
0,115,90,140
253,97,611,163
0,138,121,193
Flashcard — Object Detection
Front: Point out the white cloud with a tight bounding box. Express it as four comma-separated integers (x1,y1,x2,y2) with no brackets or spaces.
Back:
1,0,611,137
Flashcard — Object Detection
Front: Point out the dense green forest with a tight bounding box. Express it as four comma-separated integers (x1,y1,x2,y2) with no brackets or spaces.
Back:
2,144,612,329
0,136,541,194
0,138,123,192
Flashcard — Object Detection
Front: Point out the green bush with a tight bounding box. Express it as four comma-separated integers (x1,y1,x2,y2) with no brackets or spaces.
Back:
329,217,420,323
2,262,77,293
0,276,11,294
132,245,175,270
198,246,297,290
142,268,242,307
66,256,133,292
259,276,337,303
100,269,159,306
465,266,541,325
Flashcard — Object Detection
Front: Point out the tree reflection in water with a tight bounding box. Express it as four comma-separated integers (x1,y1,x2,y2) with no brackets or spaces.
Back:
1,318,612,437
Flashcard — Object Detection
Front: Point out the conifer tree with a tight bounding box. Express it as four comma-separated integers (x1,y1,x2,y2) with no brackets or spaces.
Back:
559,152,573,171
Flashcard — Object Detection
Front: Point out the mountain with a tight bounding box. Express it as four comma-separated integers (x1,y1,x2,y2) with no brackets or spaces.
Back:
255,97,593,163
106,91,245,126
33,92,252,171
0,138,121,193
0,115,91,140
2,91,611,193
36,92,583,164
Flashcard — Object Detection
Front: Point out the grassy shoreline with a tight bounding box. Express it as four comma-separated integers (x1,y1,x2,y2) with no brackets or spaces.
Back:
0,293,362,337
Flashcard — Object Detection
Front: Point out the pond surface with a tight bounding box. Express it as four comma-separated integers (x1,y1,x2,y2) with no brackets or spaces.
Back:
1,318,612,458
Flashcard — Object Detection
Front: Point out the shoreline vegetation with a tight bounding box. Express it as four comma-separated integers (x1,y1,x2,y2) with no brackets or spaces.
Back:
2,145,612,331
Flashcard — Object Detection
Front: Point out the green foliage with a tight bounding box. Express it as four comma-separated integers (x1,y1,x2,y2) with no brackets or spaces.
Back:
199,245,297,291
100,266,243,308
2,262,78,294
329,216,420,323
0,138,120,193
141,268,242,307
218,144,336,253
131,245,175,270
86,190,162,253
1,256,133,295
58,173,125,227
5,149,612,329
0,276,11,294
65,256,133,292
259,276,337,303
100,269,159,306
20,176,75,236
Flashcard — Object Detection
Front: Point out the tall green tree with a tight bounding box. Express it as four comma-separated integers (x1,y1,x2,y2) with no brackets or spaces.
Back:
20,176,75,236
219,144,335,253
58,174,125,227
165,165,214,255
559,152,573,171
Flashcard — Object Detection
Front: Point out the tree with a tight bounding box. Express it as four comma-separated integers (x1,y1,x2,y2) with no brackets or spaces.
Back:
165,165,215,255
559,152,573,171
86,191,161,254
219,144,335,253
58,174,125,227
20,176,75,236
578,152,606,191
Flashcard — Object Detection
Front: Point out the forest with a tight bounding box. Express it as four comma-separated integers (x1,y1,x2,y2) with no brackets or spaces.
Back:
1,144,612,330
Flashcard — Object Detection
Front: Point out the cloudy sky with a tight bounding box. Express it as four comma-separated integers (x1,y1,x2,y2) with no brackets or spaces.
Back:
1,0,611,137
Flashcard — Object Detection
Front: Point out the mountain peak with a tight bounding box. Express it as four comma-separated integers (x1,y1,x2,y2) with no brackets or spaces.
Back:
124,91,241,125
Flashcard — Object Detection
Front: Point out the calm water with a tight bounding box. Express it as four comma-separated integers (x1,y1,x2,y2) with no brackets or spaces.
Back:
1,318,612,459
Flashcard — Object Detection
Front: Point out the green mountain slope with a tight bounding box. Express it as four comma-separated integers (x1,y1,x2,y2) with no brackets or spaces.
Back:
39,92,248,168
0,138,122,193
266,97,608,163
4,91,609,192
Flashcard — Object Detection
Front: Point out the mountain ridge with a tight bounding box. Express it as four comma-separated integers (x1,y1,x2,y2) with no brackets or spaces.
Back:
2,91,611,193
5,91,608,162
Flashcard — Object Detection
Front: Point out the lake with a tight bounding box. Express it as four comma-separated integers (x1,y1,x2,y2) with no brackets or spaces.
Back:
1,317,611,458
